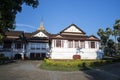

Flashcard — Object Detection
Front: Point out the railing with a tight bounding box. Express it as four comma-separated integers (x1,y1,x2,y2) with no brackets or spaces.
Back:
0,48,11,52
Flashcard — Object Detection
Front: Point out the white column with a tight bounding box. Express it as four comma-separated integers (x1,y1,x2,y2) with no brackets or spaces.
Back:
11,42,15,59
64,40,67,48
73,40,75,48
85,41,89,49
21,43,25,60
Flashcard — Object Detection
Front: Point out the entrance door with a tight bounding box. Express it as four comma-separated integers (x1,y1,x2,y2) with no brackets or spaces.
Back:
30,53,35,59
14,54,21,60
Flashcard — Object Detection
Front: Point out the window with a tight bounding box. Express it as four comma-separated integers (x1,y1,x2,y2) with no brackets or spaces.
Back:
3,42,12,48
42,48,46,50
31,43,35,50
68,40,73,48
80,41,85,48
36,48,40,50
75,40,79,48
56,40,61,47
91,42,95,48
31,48,35,50
15,42,22,49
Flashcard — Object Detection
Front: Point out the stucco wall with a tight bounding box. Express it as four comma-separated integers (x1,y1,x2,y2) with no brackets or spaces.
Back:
50,48,101,59
51,40,102,59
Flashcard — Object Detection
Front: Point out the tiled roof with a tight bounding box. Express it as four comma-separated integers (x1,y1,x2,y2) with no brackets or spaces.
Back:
5,31,23,36
24,32,32,39
4,24,100,42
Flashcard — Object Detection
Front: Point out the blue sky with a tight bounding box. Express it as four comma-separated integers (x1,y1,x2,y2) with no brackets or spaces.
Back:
15,0,120,37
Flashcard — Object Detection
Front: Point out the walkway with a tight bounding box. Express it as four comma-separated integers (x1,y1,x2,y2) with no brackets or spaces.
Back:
0,60,120,80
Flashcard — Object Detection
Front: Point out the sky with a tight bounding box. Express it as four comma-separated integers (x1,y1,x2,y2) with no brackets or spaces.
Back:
15,0,120,37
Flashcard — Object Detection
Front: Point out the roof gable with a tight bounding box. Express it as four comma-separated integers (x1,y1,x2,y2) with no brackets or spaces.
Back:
64,25,82,33
33,31,48,37
89,36,96,39
60,24,86,35
87,35,100,41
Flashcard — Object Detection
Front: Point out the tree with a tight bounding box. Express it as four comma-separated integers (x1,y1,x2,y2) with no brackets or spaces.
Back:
97,28,106,49
113,19,120,55
97,27,112,56
107,39,115,56
97,19,120,56
0,0,39,43
112,29,119,43
114,19,120,31
113,19,120,42
97,28,112,49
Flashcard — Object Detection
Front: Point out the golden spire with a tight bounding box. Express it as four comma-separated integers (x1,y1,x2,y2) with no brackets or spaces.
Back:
38,18,45,30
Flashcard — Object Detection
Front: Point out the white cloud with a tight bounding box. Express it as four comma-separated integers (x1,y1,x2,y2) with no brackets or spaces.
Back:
15,23,36,29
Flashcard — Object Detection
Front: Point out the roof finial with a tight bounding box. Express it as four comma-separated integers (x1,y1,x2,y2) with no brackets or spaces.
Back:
38,18,45,30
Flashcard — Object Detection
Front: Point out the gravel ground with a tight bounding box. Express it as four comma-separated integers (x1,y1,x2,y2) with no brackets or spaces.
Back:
0,60,120,80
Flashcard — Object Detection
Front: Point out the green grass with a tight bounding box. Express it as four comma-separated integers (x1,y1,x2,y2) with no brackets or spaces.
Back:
40,59,119,71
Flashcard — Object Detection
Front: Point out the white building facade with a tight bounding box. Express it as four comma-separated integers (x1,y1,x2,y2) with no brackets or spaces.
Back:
50,24,101,59
0,23,102,60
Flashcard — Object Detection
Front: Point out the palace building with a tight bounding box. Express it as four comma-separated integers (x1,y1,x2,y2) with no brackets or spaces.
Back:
0,23,103,60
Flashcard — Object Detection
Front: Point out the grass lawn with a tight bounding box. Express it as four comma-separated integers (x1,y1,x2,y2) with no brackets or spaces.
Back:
40,59,119,71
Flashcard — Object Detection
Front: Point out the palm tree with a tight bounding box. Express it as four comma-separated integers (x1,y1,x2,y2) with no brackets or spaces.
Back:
97,28,104,37
112,29,119,43
114,20,120,28
114,19,120,37
105,28,112,46
97,28,105,49
97,27,113,56
107,39,115,56
113,19,120,55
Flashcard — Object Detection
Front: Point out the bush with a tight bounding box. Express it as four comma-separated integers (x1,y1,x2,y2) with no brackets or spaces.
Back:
40,59,117,71
0,53,9,64
0,53,4,57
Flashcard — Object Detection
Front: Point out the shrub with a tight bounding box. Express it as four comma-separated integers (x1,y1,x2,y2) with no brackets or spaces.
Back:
40,59,119,71
0,53,9,64
0,53,4,57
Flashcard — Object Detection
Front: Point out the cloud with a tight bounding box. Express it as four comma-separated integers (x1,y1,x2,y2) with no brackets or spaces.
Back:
15,23,36,29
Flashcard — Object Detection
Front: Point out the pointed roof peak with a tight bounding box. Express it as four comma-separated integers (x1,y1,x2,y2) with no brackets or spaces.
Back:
38,18,45,30
60,24,86,34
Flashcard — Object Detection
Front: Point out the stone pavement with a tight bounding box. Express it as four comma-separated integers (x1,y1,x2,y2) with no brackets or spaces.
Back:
0,60,120,80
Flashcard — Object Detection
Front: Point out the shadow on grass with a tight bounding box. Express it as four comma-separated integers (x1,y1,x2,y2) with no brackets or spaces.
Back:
78,60,120,80
0,59,16,65
78,62,90,71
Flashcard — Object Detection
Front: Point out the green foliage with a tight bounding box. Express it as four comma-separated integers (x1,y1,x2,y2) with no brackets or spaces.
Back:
107,39,115,48
117,37,120,42
104,40,115,56
0,53,4,57
40,59,116,71
97,19,120,56
97,27,112,51
114,19,120,30
0,0,39,43
113,19,120,41
0,53,9,64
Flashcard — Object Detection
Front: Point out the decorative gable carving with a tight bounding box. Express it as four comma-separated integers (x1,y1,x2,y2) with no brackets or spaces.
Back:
60,24,86,36
64,25,82,33
33,32,47,37
56,35,63,38
89,37,96,39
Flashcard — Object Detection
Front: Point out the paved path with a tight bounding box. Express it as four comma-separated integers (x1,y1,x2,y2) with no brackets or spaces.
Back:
0,60,120,80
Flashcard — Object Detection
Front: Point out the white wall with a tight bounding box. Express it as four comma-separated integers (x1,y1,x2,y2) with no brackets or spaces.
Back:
51,48,99,59
51,40,102,59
